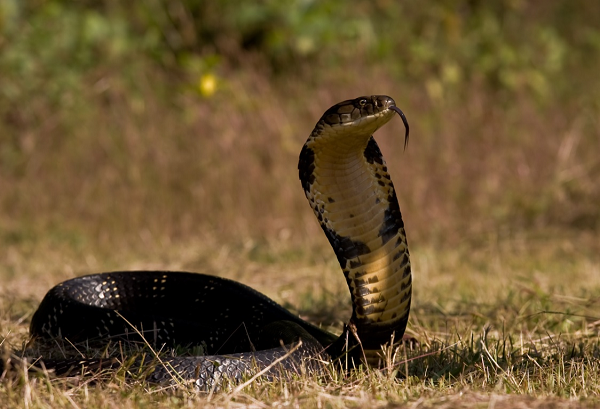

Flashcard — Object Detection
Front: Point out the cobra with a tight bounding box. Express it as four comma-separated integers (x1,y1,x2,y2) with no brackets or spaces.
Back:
26,95,412,388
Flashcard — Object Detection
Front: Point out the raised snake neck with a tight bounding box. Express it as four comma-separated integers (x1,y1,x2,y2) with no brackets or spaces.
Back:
23,95,411,388
299,95,411,363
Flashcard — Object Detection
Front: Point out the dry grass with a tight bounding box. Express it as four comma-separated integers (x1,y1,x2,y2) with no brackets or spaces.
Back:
1,56,600,407
1,232,599,407
2,62,598,247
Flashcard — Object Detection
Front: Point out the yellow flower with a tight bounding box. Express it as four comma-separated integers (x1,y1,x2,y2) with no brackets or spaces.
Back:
198,74,217,97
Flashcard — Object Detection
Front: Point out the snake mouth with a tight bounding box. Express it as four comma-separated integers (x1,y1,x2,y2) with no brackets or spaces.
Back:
389,105,410,150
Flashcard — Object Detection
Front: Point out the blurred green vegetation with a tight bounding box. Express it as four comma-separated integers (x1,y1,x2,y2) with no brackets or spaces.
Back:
1,0,599,249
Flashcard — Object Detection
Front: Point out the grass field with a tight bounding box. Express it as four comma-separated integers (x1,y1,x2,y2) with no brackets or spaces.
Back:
1,231,599,407
2,2,600,407
1,75,600,409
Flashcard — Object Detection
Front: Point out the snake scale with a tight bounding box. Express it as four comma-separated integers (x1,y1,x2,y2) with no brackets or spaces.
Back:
22,95,412,389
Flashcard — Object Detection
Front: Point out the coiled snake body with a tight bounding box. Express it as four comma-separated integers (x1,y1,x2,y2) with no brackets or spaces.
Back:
26,95,412,388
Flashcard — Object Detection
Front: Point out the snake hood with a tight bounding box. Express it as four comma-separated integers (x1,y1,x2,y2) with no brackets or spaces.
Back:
299,95,412,363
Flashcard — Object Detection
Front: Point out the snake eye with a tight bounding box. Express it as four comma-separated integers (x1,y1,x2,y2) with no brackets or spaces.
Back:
359,98,367,106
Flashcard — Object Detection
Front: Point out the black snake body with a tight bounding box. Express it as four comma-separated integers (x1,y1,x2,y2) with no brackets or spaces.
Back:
24,95,412,388
29,271,333,386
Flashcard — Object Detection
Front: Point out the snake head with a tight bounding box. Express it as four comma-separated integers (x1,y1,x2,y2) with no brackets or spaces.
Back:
319,95,409,150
